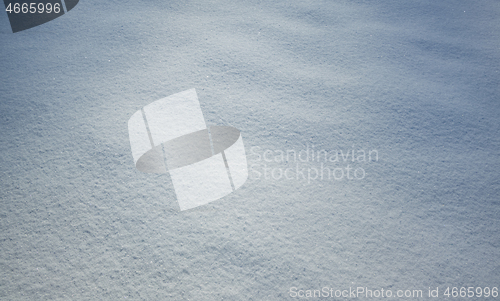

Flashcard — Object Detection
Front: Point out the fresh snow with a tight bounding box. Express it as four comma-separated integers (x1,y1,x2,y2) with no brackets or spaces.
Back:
0,0,499,300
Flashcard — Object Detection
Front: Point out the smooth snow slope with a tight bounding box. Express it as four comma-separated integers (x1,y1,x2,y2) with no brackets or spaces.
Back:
0,0,499,300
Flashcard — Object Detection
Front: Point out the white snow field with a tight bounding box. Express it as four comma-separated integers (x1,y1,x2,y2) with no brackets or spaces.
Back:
1,0,499,300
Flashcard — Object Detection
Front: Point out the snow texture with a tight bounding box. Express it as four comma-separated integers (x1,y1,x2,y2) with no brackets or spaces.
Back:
0,0,499,300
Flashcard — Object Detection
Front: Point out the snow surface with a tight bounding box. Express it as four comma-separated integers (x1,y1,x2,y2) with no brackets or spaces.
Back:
0,0,499,300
